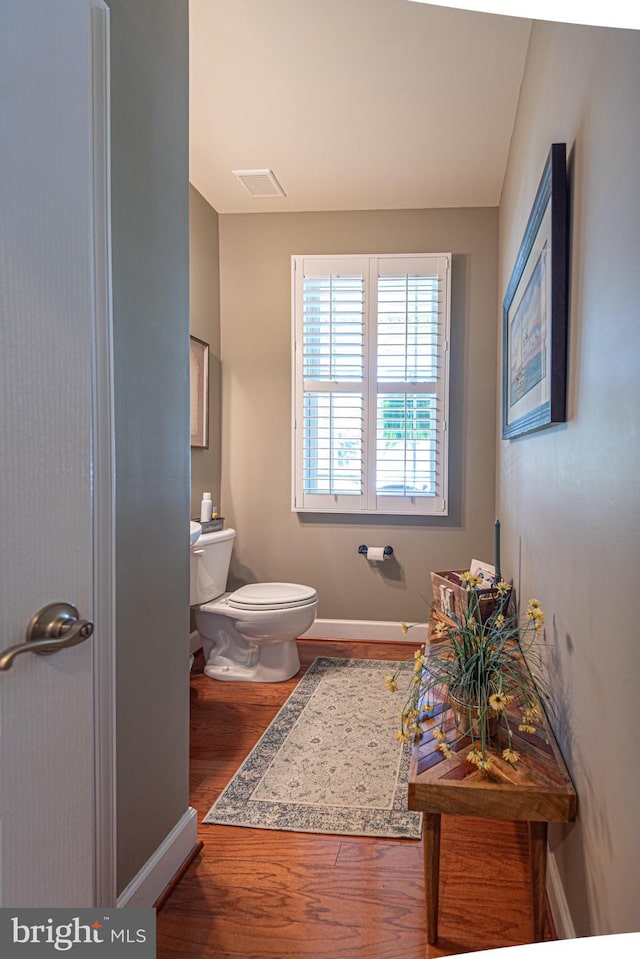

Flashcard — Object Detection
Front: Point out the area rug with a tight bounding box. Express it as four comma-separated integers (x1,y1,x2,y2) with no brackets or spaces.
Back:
203,656,422,839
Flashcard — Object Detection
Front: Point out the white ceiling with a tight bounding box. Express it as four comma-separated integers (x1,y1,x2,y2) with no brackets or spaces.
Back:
189,0,532,214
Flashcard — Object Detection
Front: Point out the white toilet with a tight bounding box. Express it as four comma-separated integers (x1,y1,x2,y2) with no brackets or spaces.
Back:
190,528,318,682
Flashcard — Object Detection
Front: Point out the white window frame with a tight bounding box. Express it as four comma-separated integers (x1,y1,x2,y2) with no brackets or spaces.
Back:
291,252,451,515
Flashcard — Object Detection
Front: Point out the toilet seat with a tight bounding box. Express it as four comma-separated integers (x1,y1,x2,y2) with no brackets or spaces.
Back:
227,582,317,611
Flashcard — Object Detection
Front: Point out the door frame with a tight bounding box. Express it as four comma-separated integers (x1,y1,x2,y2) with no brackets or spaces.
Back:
90,5,117,908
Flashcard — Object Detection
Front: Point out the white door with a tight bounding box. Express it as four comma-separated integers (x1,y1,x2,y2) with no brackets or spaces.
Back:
0,0,114,906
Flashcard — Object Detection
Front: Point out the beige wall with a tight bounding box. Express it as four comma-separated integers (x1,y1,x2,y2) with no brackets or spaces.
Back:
108,0,190,894
219,209,499,622
190,184,222,517
498,22,640,936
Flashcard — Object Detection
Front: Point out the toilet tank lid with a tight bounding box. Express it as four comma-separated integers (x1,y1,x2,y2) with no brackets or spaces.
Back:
192,527,236,548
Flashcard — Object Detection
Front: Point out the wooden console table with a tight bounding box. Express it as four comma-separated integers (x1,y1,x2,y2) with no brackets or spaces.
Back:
408,696,577,944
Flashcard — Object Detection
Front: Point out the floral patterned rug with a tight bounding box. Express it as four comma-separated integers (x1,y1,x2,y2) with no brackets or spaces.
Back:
203,656,423,839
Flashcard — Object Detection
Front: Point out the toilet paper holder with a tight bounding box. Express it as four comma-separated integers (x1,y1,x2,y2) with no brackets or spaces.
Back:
357,544,393,557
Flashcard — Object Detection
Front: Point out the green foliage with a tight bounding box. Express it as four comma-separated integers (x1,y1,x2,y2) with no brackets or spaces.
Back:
380,396,433,442
387,583,549,771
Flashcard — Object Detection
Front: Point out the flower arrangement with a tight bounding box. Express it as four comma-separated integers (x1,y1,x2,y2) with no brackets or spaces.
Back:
386,574,548,772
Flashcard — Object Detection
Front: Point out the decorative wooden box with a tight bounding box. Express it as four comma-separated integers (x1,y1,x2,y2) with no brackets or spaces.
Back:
430,569,510,624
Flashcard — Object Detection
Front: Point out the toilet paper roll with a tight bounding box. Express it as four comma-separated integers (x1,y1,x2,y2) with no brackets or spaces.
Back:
366,547,386,562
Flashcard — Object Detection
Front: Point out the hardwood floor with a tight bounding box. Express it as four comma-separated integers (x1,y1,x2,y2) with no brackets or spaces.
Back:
156,638,555,959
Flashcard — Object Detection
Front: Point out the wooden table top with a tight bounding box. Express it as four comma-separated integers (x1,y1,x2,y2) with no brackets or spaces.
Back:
408,697,577,823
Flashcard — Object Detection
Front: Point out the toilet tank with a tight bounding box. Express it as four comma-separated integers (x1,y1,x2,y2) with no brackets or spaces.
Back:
190,528,236,606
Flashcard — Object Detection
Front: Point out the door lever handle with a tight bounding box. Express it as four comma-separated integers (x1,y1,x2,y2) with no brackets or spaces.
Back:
0,602,94,671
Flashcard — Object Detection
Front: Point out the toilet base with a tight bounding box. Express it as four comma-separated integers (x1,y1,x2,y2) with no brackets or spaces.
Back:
202,635,301,683
195,594,316,684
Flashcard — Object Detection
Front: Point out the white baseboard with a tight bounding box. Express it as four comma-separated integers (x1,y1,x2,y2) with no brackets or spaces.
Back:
547,843,576,940
300,618,412,643
117,806,198,908
189,629,202,655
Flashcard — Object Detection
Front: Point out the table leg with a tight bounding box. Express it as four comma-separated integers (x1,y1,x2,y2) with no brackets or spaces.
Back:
423,812,441,944
529,820,548,942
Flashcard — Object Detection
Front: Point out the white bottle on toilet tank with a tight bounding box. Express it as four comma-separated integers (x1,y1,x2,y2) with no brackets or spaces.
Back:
200,491,213,523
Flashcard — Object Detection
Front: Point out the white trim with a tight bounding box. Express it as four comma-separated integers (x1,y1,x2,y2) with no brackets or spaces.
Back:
546,843,576,940
90,3,117,908
190,629,202,655
117,807,199,908
300,618,412,643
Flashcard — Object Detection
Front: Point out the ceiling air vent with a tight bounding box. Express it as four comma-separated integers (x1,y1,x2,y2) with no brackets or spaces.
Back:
232,168,286,198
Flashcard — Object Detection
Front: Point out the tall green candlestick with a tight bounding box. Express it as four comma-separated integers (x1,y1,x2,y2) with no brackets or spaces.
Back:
494,519,501,582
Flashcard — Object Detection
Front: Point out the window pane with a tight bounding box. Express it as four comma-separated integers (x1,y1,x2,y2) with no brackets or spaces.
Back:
303,392,363,494
303,275,364,381
377,275,439,382
376,394,437,495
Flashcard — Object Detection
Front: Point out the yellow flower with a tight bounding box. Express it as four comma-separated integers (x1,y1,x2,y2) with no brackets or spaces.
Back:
432,728,446,741
467,748,482,766
478,757,494,771
461,571,482,589
488,692,508,713
518,724,536,734
503,748,520,765
400,715,419,737
385,674,399,692
526,601,545,635
466,615,477,629
494,613,506,629
413,649,426,673
496,580,510,595
400,622,409,636
431,621,446,638
522,704,540,723
437,742,453,759
396,730,409,743
527,603,544,622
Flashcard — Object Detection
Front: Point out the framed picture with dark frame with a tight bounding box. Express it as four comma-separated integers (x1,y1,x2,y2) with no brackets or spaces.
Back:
190,335,209,448
502,142,569,439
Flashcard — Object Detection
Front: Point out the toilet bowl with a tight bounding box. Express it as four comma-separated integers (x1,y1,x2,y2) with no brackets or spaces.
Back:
190,528,317,682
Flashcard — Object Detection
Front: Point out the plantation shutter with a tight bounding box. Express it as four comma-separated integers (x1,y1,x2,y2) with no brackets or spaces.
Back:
374,256,449,513
292,254,450,514
293,257,368,511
